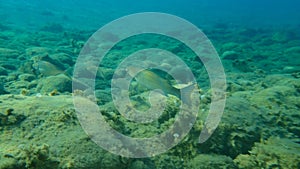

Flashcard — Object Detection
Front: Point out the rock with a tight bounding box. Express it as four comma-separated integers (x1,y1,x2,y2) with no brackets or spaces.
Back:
227,81,245,92
250,85,296,106
18,60,36,74
1,63,16,70
272,31,297,43
0,82,8,94
37,74,72,94
234,137,300,169
0,48,20,58
95,90,112,105
51,53,74,66
285,46,300,54
283,66,300,73
232,59,254,72
291,72,300,78
25,47,52,57
100,153,123,169
38,54,66,70
222,50,239,60
18,74,36,81
0,95,113,169
55,46,75,56
220,42,239,52
14,143,59,169
128,160,152,169
187,154,238,169
13,81,30,89
0,66,8,75
0,108,26,126
6,74,17,81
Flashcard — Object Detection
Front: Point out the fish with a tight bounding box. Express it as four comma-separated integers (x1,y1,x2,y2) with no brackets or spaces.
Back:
34,60,65,76
34,60,72,77
127,66,196,105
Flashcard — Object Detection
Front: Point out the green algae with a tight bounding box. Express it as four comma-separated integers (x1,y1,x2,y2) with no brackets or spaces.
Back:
188,154,238,169
0,25,299,169
234,137,300,169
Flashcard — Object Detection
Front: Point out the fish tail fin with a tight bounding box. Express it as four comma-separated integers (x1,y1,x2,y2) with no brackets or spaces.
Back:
180,83,197,105
172,82,198,105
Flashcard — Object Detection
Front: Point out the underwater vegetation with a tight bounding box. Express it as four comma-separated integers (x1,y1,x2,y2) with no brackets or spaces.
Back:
0,17,300,169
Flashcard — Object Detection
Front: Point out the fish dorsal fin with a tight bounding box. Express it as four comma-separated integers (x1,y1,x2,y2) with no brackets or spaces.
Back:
126,66,142,77
127,66,170,79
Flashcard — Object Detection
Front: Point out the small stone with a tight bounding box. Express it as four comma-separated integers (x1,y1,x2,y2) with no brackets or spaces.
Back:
221,42,239,52
19,74,36,81
222,50,239,60
20,88,30,96
49,89,59,96
283,66,300,73
36,93,42,98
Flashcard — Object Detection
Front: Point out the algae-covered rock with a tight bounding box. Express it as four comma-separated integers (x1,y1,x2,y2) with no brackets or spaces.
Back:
51,53,74,67
0,82,8,94
197,95,262,158
0,143,59,169
232,59,254,72
222,50,239,60
37,74,71,94
0,95,127,169
18,74,36,82
0,108,26,126
100,153,124,169
220,42,239,52
0,48,20,58
283,66,300,73
187,154,238,169
25,47,52,57
128,160,153,169
285,46,300,54
14,143,59,169
95,89,112,105
234,137,300,169
0,23,300,169
0,66,8,75
271,31,297,43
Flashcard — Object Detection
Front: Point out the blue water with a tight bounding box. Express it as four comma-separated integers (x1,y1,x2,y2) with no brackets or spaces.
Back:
1,0,300,30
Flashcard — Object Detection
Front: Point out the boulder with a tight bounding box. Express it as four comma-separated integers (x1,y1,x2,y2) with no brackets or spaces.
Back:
37,74,71,94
